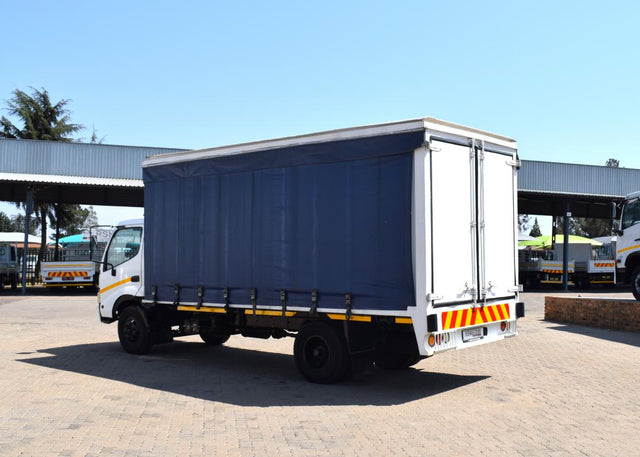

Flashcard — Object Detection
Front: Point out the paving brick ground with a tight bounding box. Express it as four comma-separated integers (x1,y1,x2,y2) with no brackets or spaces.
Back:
1,289,639,456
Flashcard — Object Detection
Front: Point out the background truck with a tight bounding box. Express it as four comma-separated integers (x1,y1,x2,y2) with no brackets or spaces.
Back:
97,118,525,383
615,191,640,300
42,228,111,288
519,242,615,289
0,243,18,290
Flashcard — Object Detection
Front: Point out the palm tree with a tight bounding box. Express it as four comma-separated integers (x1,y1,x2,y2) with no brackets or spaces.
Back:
1,87,84,275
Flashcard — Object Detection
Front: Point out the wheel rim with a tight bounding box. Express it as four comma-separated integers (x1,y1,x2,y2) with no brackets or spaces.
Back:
304,336,329,369
123,317,140,342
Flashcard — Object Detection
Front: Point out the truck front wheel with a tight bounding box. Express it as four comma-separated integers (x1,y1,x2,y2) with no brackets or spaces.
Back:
118,306,153,354
294,321,350,384
631,267,640,301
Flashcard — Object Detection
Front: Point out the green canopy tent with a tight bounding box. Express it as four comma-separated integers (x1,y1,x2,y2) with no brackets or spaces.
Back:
536,235,602,248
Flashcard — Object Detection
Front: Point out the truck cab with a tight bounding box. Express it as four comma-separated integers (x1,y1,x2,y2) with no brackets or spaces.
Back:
97,219,144,323
616,191,640,299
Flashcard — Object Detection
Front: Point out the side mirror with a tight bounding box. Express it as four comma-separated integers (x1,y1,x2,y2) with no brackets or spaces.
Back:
611,201,617,219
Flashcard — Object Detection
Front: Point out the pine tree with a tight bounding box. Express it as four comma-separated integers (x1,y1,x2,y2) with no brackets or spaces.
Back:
529,217,542,237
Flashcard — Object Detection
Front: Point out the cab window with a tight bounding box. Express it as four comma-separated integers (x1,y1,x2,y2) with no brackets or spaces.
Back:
104,227,142,270
621,199,640,230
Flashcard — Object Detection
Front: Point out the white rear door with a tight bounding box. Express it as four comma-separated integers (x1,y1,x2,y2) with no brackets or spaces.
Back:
429,140,518,306
430,140,477,305
479,148,518,300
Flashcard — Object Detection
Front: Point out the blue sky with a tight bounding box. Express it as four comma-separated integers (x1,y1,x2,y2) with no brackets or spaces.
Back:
1,0,639,230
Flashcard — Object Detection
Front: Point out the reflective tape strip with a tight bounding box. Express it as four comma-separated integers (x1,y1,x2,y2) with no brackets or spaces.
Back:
593,262,615,268
245,309,296,317
177,306,227,314
47,271,89,278
327,314,371,322
618,244,640,254
98,277,132,295
441,303,510,330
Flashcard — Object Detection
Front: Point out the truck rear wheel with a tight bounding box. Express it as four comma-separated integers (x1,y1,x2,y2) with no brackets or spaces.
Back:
294,321,350,384
631,267,640,301
374,334,420,369
199,330,230,345
118,306,153,354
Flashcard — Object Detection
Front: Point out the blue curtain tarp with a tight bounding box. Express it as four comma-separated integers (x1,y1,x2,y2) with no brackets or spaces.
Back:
143,131,423,311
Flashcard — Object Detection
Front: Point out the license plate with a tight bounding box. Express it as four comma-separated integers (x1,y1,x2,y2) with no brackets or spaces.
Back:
462,327,484,342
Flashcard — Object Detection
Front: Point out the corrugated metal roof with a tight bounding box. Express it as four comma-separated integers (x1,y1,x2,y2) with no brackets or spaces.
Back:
0,138,185,180
519,160,640,198
0,172,143,187
2,137,638,202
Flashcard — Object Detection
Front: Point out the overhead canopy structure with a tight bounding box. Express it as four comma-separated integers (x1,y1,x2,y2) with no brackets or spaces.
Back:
518,160,640,218
2,132,640,294
0,138,185,206
3,137,639,216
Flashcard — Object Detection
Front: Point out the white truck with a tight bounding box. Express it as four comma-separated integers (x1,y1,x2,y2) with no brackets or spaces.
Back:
519,243,615,289
616,191,640,300
42,228,112,288
97,118,525,383
0,243,19,290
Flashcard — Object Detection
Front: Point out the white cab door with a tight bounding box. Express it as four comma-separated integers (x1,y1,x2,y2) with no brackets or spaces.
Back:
98,226,144,318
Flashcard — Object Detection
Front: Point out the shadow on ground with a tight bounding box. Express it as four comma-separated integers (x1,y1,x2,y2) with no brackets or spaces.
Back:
18,340,488,407
548,322,640,348
1,286,97,297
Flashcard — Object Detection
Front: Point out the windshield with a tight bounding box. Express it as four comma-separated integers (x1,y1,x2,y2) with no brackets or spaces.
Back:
104,227,142,270
621,198,640,230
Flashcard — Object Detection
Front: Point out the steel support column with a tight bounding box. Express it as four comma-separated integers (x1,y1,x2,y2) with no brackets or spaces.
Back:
21,186,34,294
562,202,570,291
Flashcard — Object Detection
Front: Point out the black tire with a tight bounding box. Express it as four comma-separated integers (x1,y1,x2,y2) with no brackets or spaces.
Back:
294,321,350,384
199,330,230,345
631,267,640,301
10,274,17,290
118,306,153,354
374,334,421,370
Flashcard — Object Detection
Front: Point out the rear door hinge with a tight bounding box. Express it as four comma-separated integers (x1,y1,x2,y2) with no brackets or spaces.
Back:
506,159,521,169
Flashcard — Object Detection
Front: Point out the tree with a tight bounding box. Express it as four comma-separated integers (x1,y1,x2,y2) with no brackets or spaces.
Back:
10,214,38,235
1,87,82,141
49,205,99,241
605,158,620,167
0,212,12,231
529,217,542,237
518,214,531,233
1,87,84,275
555,216,613,238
